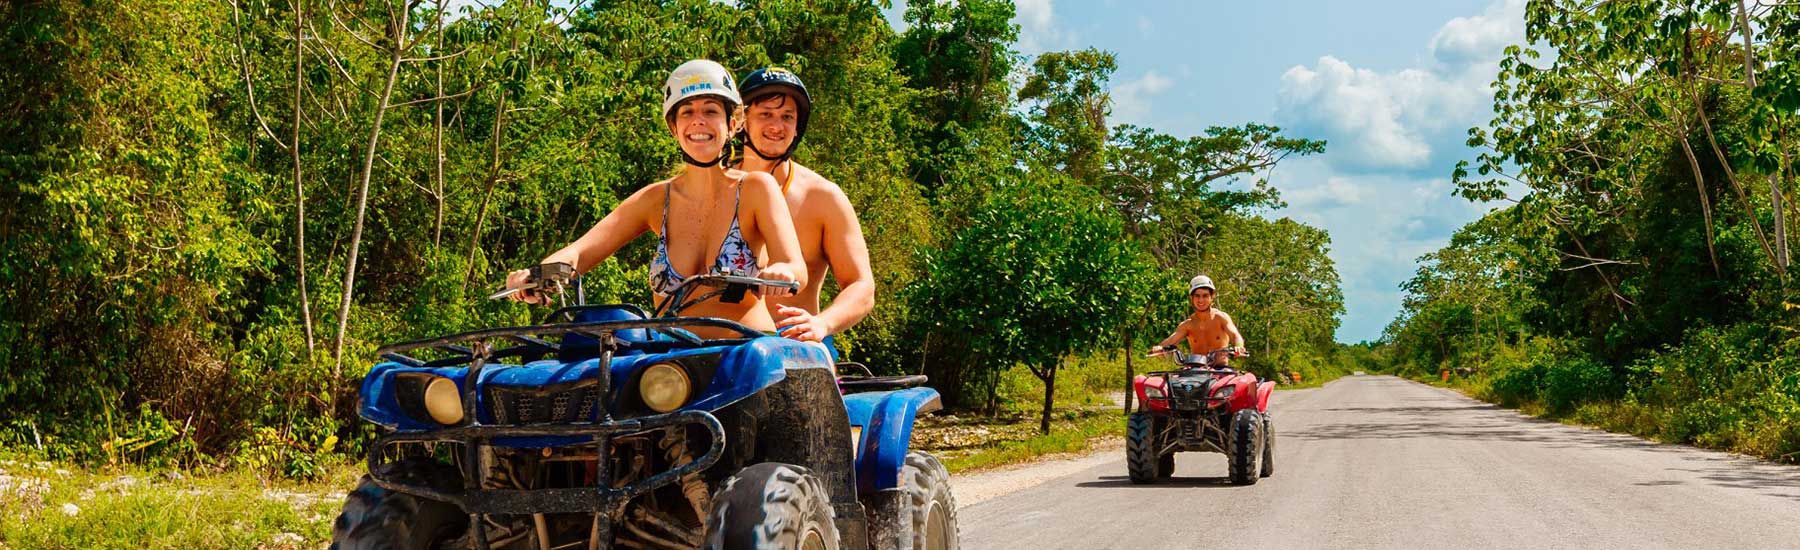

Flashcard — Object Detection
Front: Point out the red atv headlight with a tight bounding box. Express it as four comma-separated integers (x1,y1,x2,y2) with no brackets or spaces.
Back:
1145,386,1166,400
1210,385,1236,401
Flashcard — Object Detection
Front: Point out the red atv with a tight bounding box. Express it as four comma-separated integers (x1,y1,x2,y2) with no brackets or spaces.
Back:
1127,348,1274,485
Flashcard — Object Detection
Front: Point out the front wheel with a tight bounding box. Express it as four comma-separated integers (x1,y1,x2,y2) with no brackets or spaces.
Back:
330,459,468,550
1260,412,1275,478
867,452,959,550
1126,412,1163,484
1227,409,1262,485
704,462,839,550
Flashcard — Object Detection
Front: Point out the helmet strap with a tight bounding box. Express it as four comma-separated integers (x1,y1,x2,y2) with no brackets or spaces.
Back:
681,149,727,168
743,137,794,163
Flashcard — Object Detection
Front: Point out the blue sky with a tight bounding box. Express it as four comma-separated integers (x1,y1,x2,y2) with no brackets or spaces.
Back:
887,0,1525,343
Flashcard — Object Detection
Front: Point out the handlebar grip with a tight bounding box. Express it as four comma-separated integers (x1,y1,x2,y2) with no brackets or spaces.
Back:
490,262,577,301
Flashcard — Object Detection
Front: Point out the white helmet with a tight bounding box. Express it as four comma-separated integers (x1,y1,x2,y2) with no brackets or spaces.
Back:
661,59,741,122
1187,275,1216,294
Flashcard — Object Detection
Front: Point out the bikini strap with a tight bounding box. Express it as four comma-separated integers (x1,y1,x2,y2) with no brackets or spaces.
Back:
661,180,673,237
734,175,745,212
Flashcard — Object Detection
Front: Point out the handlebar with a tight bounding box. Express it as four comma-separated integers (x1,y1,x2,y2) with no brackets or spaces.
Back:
1145,347,1248,368
656,273,800,317
493,262,801,320
489,262,577,302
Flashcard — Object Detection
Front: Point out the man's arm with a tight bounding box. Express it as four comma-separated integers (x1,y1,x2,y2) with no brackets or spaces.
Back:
1152,320,1189,351
775,181,874,342
815,186,874,333
1220,312,1246,350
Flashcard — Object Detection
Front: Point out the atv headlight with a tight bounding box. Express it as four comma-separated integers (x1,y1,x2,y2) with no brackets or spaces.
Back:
1211,385,1236,400
423,376,465,425
640,363,692,413
1145,386,1166,400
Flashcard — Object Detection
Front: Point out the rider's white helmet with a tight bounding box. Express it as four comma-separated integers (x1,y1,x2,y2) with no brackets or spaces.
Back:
1187,275,1216,295
661,59,741,123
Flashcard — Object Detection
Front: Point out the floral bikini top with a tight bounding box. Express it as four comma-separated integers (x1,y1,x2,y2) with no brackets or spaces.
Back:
649,178,760,298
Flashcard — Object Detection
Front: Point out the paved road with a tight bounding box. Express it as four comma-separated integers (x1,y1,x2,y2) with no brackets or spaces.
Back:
957,375,1800,550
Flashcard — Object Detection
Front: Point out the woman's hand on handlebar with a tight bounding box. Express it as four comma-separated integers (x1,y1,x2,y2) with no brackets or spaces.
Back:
501,269,546,304
758,264,802,296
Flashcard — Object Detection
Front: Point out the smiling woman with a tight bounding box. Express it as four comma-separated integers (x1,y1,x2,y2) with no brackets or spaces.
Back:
498,59,808,338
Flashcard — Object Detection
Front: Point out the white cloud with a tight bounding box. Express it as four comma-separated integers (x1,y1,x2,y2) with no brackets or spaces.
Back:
1014,0,1066,53
1272,159,1491,342
1265,0,1525,341
1430,0,1527,66
1285,176,1366,208
1276,58,1441,170
1273,0,1524,174
1110,70,1174,126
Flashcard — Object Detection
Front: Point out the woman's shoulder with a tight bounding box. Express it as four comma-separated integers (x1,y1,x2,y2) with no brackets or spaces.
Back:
732,169,779,188
730,170,782,199
624,179,672,202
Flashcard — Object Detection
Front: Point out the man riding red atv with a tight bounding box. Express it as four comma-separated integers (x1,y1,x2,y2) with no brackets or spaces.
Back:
1129,348,1274,484
1128,275,1275,485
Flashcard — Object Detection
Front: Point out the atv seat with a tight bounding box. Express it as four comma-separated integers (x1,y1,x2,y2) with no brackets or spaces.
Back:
836,362,930,392
839,375,931,393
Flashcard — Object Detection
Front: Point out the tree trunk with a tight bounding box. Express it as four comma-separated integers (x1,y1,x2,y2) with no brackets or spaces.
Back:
432,0,446,250
333,6,410,376
1037,362,1057,435
293,0,314,356
1692,90,1777,269
985,372,1000,415
1123,331,1134,416
1777,172,1789,270
1676,137,1723,276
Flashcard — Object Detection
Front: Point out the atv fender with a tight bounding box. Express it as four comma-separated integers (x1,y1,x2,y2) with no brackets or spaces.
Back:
1132,375,1169,413
684,336,830,411
358,363,471,430
842,387,943,492
1255,380,1275,412
749,364,870,548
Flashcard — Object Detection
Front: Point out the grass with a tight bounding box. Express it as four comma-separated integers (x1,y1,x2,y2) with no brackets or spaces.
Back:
914,409,1125,474
0,455,361,549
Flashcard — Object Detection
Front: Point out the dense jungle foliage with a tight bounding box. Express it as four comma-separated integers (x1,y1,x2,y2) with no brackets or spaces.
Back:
1381,0,1800,462
0,0,1344,473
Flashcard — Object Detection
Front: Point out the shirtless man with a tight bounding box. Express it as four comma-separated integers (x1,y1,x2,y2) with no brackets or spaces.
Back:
1149,275,1248,365
735,67,874,358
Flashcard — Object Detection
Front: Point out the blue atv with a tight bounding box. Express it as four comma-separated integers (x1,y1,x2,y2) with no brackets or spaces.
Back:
331,264,958,549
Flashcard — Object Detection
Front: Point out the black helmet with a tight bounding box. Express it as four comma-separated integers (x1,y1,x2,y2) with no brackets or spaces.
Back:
737,67,812,162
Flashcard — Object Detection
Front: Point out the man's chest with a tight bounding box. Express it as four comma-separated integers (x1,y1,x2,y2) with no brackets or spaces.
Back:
1187,315,1227,336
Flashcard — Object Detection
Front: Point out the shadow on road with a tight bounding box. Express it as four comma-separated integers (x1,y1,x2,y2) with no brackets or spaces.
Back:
1074,475,1242,489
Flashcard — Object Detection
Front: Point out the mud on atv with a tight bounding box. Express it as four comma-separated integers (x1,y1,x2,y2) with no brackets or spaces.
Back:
331,264,959,549
1126,349,1275,485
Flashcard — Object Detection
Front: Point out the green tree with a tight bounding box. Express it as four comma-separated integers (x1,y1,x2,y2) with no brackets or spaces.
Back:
912,178,1153,433
1018,48,1116,185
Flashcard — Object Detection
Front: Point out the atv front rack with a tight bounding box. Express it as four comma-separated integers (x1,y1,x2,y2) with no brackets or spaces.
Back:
369,317,759,549
366,410,726,515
